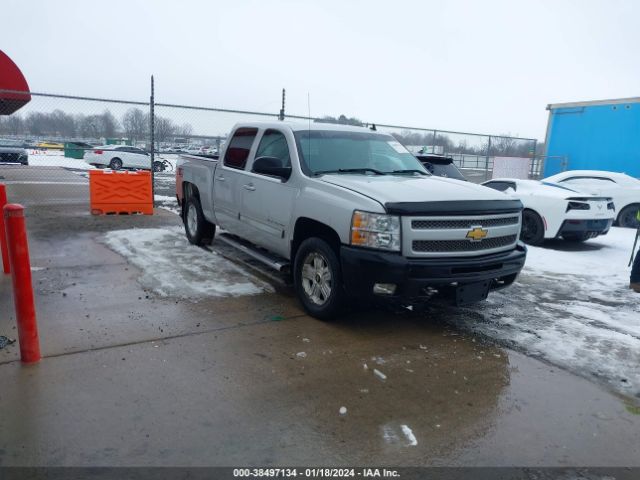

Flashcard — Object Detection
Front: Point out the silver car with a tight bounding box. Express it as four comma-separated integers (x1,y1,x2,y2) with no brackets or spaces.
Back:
0,139,29,165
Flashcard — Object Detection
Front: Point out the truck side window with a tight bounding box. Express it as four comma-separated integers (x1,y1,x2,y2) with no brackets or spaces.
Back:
255,129,290,168
224,127,258,170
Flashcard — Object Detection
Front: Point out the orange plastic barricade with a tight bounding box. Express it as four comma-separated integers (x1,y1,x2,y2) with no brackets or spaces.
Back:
89,170,153,215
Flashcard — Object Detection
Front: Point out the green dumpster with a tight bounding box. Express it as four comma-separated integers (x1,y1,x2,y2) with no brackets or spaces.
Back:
64,142,85,159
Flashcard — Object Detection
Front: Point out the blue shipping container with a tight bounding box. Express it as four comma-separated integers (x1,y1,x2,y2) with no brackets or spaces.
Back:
543,97,640,177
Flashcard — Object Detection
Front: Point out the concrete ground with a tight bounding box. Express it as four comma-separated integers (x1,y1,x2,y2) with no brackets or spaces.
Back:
1,165,640,467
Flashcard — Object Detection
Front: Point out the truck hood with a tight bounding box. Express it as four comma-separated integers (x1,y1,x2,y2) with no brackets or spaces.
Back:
319,174,509,205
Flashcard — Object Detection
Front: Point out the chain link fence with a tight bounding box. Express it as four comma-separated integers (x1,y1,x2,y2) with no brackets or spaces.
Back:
0,86,541,215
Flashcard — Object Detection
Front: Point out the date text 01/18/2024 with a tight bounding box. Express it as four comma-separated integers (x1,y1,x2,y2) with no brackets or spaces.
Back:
233,468,400,478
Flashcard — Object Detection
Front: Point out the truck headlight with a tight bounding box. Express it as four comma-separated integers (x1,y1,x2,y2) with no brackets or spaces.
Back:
351,211,401,251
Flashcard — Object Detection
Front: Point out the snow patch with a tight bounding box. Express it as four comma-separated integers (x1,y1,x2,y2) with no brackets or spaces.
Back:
102,227,272,298
400,425,418,446
382,424,417,447
453,227,640,397
373,369,387,381
28,153,95,170
154,195,180,215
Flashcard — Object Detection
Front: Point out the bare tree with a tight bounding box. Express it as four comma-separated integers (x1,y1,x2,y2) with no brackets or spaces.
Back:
315,114,363,126
177,123,193,137
122,108,149,142
100,110,118,138
154,116,177,143
2,114,24,135
491,135,518,156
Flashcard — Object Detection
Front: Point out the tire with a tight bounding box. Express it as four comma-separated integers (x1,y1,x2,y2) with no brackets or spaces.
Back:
109,157,123,170
617,205,640,229
184,196,215,246
294,237,344,320
520,209,545,245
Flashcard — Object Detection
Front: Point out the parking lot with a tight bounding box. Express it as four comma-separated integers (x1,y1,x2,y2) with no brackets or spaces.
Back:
0,163,639,467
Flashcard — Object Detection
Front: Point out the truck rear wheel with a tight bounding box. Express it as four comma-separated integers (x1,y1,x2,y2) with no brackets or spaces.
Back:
184,196,215,246
294,237,344,320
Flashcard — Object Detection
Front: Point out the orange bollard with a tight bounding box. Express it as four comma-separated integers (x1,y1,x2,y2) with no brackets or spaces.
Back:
4,204,40,363
0,184,9,274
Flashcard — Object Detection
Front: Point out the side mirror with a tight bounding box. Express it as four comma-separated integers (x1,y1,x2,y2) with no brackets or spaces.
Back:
252,156,292,180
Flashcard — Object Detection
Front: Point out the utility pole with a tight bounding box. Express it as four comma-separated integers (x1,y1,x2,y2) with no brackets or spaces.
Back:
150,75,155,205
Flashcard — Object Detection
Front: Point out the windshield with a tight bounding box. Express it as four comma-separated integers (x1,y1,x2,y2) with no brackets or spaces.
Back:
0,139,24,148
422,161,466,180
294,130,428,176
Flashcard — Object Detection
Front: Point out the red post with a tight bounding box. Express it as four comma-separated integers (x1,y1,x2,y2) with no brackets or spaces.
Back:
0,184,9,274
4,204,40,363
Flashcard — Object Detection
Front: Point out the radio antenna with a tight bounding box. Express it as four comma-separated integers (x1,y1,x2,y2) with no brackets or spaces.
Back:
307,93,312,170
279,88,286,121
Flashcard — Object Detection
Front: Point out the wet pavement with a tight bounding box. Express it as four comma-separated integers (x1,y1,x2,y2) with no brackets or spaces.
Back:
1,166,640,467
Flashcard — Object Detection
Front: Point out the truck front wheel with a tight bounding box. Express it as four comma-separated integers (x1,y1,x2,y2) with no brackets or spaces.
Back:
184,196,215,246
294,238,344,320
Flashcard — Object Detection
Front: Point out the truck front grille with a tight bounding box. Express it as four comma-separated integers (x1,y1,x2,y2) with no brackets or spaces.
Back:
412,235,518,253
411,216,520,230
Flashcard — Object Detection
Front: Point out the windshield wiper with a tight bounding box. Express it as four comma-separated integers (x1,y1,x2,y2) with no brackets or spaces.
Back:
390,169,429,176
315,168,387,175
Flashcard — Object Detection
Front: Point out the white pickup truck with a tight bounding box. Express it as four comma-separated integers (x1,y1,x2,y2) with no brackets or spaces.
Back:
176,122,526,319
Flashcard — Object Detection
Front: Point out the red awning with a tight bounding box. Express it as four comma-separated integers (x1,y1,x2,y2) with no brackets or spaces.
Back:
0,50,31,115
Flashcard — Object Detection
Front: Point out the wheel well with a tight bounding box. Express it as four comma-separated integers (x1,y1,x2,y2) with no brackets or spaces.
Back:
291,218,341,261
522,208,546,232
523,207,543,221
181,182,200,218
617,203,640,222
183,182,200,201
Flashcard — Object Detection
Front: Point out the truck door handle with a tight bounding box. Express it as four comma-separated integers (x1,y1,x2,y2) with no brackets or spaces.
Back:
243,183,256,191
216,175,225,182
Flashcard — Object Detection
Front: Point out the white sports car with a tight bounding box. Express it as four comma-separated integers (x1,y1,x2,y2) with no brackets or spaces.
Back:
544,170,640,228
482,178,616,245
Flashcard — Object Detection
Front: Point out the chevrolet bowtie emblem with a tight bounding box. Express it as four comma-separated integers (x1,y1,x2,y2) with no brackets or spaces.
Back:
466,227,488,242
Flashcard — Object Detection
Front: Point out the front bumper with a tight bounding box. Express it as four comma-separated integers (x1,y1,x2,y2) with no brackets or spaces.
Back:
0,153,28,165
557,218,613,237
341,243,527,301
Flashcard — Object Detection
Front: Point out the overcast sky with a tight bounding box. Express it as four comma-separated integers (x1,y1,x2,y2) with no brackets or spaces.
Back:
3,0,639,140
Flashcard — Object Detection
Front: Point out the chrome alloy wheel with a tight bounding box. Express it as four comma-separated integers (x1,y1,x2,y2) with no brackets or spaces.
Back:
187,203,198,237
301,252,332,306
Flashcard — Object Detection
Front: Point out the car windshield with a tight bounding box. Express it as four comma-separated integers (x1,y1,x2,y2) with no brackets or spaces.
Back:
0,139,24,147
421,161,466,180
294,130,429,176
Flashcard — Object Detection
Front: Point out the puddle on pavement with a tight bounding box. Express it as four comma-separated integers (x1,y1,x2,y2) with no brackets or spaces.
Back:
254,312,510,462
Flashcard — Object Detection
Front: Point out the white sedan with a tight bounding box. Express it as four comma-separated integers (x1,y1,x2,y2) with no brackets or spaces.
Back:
84,145,150,170
544,170,640,228
482,178,616,245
